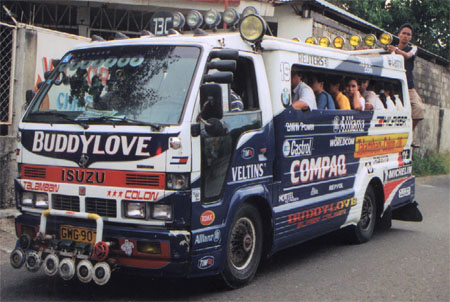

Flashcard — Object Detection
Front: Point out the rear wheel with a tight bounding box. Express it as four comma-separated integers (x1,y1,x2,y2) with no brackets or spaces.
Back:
221,203,263,288
348,186,377,243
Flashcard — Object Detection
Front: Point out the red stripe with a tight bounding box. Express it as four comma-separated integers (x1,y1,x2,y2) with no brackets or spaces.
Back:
383,177,412,202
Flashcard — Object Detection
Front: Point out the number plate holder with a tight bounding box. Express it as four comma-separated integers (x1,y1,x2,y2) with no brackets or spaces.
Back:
60,225,96,245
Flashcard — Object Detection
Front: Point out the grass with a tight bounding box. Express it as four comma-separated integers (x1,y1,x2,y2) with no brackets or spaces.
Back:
412,152,450,177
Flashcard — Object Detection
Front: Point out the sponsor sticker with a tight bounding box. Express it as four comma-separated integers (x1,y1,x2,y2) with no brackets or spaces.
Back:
285,122,314,132
200,210,215,226
279,192,299,204
354,133,409,158
107,190,159,201
198,256,214,270
231,163,266,182
194,229,221,245
290,154,347,185
384,165,412,182
333,116,365,133
281,87,291,108
375,116,408,127
170,156,188,165
288,197,357,229
23,181,60,193
329,136,355,147
283,138,313,158
120,239,135,256
241,147,255,160
298,53,329,67
398,186,411,198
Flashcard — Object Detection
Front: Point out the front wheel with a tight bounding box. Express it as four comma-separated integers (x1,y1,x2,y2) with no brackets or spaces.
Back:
348,186,377,244
221,203,263,288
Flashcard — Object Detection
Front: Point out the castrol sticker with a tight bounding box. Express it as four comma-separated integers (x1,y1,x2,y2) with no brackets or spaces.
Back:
200,210,215,226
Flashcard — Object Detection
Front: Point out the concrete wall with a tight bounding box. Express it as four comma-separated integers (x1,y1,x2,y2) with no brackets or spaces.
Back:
0,26,37,208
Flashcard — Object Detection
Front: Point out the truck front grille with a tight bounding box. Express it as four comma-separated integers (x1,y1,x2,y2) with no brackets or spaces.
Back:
52,195,80,211
86,198,117,218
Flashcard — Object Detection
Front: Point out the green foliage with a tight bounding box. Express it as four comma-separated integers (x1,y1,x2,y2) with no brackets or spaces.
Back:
412,152,450,177
328,0,450,59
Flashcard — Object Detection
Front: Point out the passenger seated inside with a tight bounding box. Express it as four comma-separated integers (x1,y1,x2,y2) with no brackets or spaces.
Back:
360,79,384,110
344,77,365,111
379,83,396,110
309,74,336,109
291,70,317,111
326,76,350,110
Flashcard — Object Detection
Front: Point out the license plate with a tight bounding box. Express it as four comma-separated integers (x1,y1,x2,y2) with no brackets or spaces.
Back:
60,225,96,244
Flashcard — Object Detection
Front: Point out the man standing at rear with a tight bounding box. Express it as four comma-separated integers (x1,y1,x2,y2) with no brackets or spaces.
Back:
388,23,424,148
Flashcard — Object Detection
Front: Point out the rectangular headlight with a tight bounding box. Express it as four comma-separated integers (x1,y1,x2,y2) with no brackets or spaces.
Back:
125,202,146,219
152,204,172,221
22,191,34,206
34,193,49,209
166,173,190,190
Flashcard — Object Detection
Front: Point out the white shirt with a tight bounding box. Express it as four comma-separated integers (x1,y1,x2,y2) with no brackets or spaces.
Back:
292,81,317,110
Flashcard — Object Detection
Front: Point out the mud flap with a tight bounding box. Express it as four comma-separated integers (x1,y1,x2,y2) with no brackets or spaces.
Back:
392,201,423,222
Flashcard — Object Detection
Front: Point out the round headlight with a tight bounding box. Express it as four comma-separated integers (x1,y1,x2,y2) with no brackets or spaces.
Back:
305,37,317,45
240,14,267,43
205,9,221,28
242,6,258,17
223,8,240,27
350,35,362,48
364,34,377,47
173,12,185,30
379,32,392,46
186,10,203,29
319,37,330,47
333,36,345,49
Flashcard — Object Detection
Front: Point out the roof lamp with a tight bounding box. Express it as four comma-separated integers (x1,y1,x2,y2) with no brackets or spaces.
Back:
305,37,317,45
379,32,392,46
223,8,240,27
187,10,203,29
242,6,258,17
292,37,300,42
349,35,361,48
333,36,344,49
319,37,330,47
364,34,377,47
205,9,221,28
173,12,185,30
240,14,266,43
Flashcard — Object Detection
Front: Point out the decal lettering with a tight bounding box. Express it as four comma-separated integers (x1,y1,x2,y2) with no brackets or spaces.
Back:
23,181,60,192
61,169,105,184
285,122,314,132
375,116,408,127
290,154,347,185
329,136,355,147
194,230,221,245
329,183,344,191
385,165,412,181
333,116,365,133
231,163,266,182
298,53,329,67
288,198,357,229
283,138,313,158
279,192,299,204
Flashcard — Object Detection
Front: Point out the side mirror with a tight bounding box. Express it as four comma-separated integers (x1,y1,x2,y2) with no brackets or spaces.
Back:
210,49,239,60
203,72,233,84
25,89,35,104
52,59,60,68
207,60,237,72
44,71,52,80
200,83,223,120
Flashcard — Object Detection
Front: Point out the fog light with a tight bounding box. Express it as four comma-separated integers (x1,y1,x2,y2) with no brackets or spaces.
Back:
223,8,239,27
173,12,185,30
186,10,203,29
350,35,362,48
364,34,377,47
205,9,221,28
379,32,392,46
240,14,266,43
137,241,161,254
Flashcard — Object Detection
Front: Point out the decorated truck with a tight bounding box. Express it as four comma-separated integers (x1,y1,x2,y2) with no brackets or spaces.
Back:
10,8,421,288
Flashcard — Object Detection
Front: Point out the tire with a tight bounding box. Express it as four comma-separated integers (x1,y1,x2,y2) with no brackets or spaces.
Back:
348,186,377,244
221,203,263,288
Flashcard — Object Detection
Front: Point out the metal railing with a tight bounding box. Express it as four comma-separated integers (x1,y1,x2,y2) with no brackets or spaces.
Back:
0,22,15,126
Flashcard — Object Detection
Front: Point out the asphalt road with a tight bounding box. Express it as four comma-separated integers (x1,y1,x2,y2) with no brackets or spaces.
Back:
1,175,448,302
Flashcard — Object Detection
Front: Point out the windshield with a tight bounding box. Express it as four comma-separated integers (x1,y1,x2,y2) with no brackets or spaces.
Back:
25,45,200,125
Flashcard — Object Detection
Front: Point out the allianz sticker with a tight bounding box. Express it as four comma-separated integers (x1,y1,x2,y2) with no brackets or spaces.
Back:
194,229,221,245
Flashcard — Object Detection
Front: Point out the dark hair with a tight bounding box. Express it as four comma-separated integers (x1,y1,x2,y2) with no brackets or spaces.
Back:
399,23,413,34
345,77,360,86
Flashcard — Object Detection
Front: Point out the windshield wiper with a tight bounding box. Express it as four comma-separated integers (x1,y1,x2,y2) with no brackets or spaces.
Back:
81,115,161,130
29,111,89,129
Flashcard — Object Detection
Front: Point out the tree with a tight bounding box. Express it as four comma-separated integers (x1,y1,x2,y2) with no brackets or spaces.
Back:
328,0,450,59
